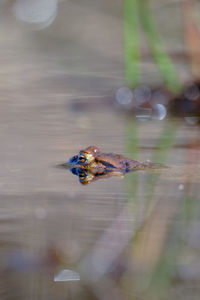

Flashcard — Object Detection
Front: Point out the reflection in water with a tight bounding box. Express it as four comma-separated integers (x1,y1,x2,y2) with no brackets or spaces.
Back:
4,245,64,272
54,269,80,282
115,87,133,106
65,146,167,184
13,0,58,29
123,119,200,300
133,85,151,106
70,167,124,185
169,81,200,122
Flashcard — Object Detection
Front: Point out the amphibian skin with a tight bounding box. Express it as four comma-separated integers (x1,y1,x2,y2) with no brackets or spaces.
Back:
66,146,166,184
68,146,143,171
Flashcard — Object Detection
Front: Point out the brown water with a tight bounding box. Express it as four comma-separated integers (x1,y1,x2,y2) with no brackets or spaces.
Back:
1,2,200,299
1,85,200,299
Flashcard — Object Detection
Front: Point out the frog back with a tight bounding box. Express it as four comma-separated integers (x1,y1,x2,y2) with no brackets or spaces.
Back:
95,152,141,169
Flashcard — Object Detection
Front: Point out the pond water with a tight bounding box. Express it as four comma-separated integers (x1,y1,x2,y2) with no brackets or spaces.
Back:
1,82,200,299
0,2,200,299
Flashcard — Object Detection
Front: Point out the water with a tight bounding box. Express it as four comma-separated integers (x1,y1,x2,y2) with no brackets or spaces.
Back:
0,2,200,299
1,89,200,299
1,50,200,298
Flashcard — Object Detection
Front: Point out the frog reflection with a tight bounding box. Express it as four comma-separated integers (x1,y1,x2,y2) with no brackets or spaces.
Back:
70,167,124,185
66,146,166,184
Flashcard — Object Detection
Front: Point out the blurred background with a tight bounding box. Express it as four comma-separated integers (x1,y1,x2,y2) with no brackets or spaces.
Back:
0,0,200,299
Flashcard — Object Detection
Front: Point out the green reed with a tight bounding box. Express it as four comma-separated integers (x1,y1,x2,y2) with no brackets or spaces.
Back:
124,0,182,92
124,0,141,87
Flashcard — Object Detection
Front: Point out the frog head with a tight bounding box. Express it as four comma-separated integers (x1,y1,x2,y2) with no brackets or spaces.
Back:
68,146,100,167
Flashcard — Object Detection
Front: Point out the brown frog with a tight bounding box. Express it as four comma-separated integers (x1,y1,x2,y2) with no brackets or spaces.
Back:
66,146,166,184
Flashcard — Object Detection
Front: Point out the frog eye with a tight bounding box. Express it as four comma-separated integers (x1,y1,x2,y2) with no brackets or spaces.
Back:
78,155,87,164
79,172,94,184
79,171,87,180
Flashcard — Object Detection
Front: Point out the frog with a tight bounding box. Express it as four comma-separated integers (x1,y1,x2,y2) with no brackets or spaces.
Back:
66,146,166,184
